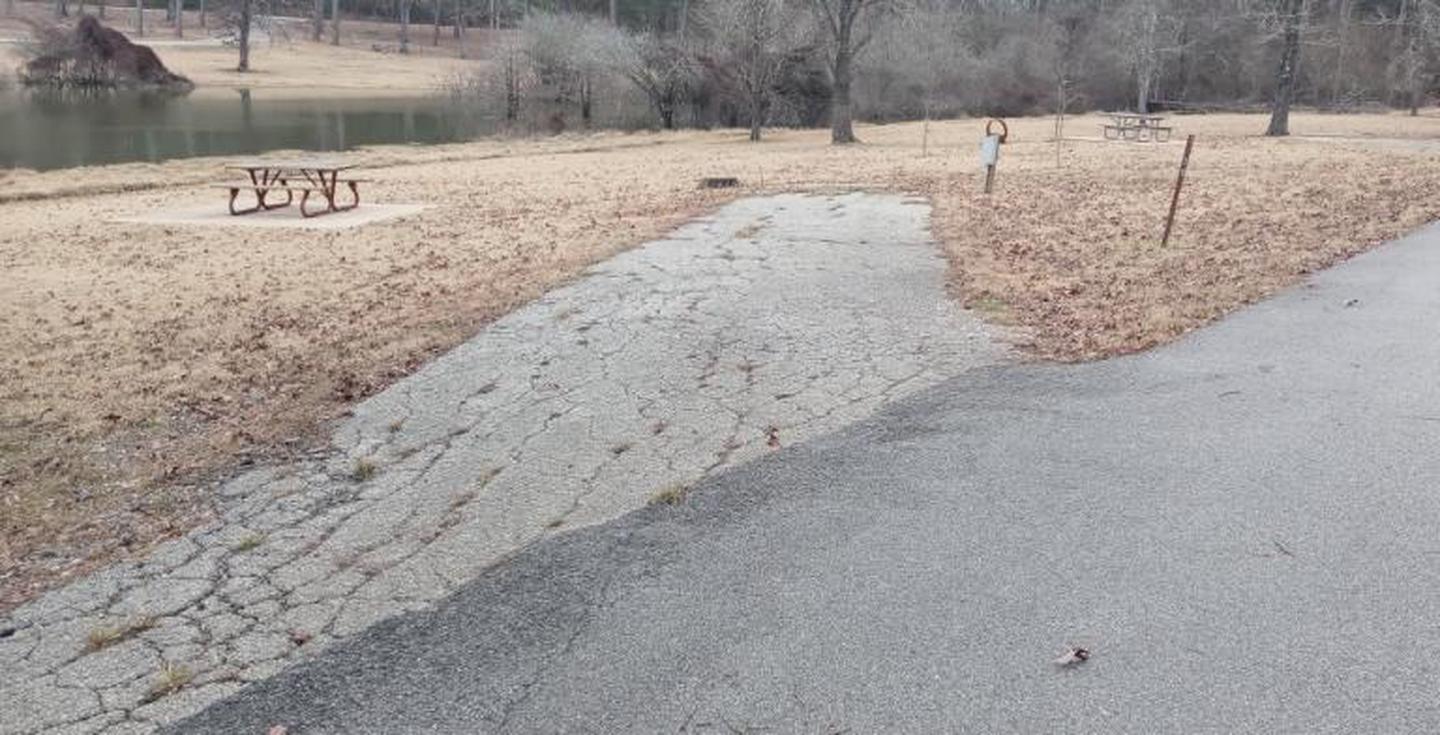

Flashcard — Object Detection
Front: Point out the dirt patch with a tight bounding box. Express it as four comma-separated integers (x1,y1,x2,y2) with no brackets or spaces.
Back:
4,111,1440,608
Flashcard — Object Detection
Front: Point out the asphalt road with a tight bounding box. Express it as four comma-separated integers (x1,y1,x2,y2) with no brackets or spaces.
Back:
174,222,1440,734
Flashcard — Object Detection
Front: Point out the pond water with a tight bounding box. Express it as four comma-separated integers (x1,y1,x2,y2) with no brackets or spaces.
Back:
0,89,498,171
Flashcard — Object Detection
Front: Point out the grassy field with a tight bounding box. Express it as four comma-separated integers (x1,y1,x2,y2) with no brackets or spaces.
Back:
4,111,1440,608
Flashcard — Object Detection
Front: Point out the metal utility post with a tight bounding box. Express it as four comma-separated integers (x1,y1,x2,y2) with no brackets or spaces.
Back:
1161,134,1196,247
980,118,1008,194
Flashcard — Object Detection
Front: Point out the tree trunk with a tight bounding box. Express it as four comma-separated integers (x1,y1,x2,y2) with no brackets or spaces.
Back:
1331,0,1351,104
748,89,763,141
198,0,204,28
1137,69,1152,113
432,0,440,45
399,0,411,53
922,99,931,156
238,0,252,71
331,0,340,44
99,1,106,20
173,0,182,37
55,0,67,18
830,45,856,144
504,46,520,120
581,76,592,124
453,0,461,38
1266,0,1304,136
135,0,144,36
608,0,616,23
312,0,323,40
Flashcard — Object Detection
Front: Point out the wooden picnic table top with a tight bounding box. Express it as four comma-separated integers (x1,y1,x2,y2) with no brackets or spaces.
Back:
224,159,357,172
1106,112,1166,125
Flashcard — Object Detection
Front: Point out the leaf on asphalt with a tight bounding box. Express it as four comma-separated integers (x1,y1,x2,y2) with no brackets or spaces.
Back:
1054,646,1091,667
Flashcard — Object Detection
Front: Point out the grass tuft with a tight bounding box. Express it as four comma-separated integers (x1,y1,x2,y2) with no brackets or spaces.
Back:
144,663,193,702
649,484,689,506
351,457,379,482
231,532,265,553
85,615,155,652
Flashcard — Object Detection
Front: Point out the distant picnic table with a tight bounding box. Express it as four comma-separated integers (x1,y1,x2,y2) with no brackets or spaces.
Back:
219,159,368,218
1102,113,1173,143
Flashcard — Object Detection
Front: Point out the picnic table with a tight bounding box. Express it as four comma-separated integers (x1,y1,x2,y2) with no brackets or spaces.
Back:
1102,113,1173,143
219,159,368,218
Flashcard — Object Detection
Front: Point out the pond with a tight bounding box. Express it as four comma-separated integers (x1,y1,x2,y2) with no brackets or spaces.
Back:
0,89,499,171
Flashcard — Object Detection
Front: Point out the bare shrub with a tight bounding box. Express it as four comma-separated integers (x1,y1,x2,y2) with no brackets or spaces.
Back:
17,16,192,88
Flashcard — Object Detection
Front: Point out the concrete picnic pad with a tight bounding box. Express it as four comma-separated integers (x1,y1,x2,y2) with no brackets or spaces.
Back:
113,202,427,230
170,221,1440,731
1,193,1008,734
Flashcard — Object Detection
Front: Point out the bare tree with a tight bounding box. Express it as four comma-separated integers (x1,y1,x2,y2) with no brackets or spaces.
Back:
1050,10,1092,146
520,12,627,126
312,0,323,40
331,0,340,44
1114,0,1183,113
173,0,182,36
135,0,144,35
237,0,252,70
55,0,68,18
703,0,807,141
808,0,888,144
616,33,696,129
498,33,528,119
1390,0,1440,115
866,0,963,152
399,0,412,53
1266,0,1305,135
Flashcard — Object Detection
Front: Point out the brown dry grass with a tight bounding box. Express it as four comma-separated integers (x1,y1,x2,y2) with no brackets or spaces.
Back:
4,111,1440,609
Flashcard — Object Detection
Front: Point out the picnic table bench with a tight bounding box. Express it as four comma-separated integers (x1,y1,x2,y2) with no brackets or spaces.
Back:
1102,113,1173,143
217,159,369,218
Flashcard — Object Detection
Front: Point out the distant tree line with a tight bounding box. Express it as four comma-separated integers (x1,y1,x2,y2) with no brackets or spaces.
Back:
29,0,1440,136
441,0,1440,140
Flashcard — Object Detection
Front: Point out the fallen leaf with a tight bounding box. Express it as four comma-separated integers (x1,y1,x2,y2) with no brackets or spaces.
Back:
1054,646,1091,667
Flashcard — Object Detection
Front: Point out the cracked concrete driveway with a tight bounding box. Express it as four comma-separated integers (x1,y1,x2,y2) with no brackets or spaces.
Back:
167,221,1440,733
0,193,1008,734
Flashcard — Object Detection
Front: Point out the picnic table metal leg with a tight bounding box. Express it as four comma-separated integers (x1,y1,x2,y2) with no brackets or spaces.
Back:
299,189,322,218
226,186,261,216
